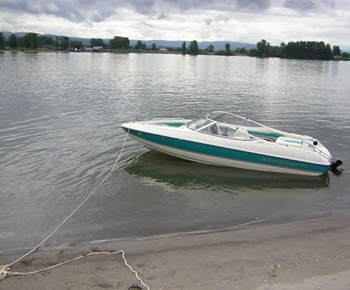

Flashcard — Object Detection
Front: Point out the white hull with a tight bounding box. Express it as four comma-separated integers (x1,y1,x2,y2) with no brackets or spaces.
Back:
121,112,339,176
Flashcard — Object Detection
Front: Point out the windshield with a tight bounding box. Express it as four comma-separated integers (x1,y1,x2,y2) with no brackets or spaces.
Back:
187,112,258,140
209,111,264,127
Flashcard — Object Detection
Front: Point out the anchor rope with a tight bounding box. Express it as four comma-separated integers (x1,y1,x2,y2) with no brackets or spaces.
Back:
1,250,150,290
1,127,150,289
8,128,130,268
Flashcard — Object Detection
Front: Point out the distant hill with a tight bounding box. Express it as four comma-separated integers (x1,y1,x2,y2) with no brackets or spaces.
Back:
132,40,256,51
1,31,256,51
202,41,256,51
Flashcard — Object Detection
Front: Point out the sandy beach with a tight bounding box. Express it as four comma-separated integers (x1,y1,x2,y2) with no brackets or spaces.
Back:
1,216,350,290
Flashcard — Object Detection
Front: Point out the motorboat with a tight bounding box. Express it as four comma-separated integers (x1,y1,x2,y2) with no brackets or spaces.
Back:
121,111,342,176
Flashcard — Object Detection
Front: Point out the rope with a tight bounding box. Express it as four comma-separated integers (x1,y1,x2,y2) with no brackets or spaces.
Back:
1,250,150,289
0,127,151,289
8,129,130,268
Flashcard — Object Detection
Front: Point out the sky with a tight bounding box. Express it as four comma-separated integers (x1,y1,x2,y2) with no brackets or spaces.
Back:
1,0,349,49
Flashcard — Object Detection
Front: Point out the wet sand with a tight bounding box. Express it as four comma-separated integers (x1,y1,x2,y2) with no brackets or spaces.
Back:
1,216,350,290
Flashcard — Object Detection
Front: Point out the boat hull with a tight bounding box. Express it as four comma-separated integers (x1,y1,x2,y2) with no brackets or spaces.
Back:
122,123,330,176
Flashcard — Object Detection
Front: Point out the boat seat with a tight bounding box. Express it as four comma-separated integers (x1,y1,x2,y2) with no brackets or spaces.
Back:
276,137,316,149
276,137,301,146
232,128,249,139
209,124,221,135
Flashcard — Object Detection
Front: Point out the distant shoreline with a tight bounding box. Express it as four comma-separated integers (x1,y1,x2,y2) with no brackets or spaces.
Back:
2,49,350,61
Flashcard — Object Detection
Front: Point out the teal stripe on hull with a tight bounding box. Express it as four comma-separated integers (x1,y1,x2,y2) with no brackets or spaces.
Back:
125,128,328,175
154,122,187,127
247,130,284,139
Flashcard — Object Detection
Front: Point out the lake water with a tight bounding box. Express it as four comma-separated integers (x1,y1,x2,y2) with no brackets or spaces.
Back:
0,51,349,253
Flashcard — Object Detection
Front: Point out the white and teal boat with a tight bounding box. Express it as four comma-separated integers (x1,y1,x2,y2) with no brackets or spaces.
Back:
121,111,342,176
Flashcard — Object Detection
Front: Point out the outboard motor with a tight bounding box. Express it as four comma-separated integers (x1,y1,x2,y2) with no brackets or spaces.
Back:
330,159,343,174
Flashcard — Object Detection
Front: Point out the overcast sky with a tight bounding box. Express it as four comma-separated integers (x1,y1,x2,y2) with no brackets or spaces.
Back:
1,0,349,49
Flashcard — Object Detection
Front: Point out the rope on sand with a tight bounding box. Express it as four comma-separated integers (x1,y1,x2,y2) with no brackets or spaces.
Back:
1,250,150,290
1,127,150,289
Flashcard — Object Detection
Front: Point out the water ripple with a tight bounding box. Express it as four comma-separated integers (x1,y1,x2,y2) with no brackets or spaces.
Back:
0,52,349,252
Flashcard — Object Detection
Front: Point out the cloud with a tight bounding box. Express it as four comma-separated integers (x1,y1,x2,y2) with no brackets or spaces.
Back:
0,0,349,49
127,0,157,15
284,0,336,14
0,0,274,24
235,0,270,12
157,12,169,20
204,18,212,26
1,0,119,23
215,15,230,23
141,21,154,28
28,2,59,14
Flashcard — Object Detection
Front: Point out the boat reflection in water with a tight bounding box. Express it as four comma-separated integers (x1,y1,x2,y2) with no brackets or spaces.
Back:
125,151,329,191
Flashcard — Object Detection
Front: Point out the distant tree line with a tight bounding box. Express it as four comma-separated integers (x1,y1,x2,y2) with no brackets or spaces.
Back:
1,32,140,51
1,32,72,50
0,32,5,49
251,39,345,60
109,36,129,49
282,41,333,60
174,39,346,60
1,32,349,60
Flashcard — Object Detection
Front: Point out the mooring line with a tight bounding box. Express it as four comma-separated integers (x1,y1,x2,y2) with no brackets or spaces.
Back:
1,250,150,289
8,129,130,268
1,127,150,289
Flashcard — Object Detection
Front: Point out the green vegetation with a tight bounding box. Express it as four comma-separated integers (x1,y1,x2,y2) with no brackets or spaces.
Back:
134,40,146,50
342,52,350,58
188,40,199,55
1,31,349,61
256,39,270,58
281,41,333,60
4,32,72,51
0,32,5,49
90,38,105,48
109,36,129,50
22,32,38,49
225,43,230,54
181,41,186,54
251,39,346,61
207,44,214,53
7,34,17,49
